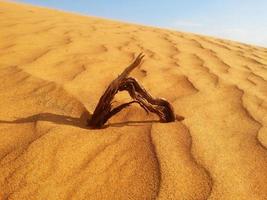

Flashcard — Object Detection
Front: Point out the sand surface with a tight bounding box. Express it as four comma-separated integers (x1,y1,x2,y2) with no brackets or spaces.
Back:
0,1,267,199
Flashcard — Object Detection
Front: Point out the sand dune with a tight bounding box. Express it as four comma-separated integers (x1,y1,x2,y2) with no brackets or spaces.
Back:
0,1,267,199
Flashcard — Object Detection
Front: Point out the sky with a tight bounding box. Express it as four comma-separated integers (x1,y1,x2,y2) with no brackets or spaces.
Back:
16,0,267,47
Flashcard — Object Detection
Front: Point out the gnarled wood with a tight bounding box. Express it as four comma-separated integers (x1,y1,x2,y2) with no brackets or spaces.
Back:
87,53,182,129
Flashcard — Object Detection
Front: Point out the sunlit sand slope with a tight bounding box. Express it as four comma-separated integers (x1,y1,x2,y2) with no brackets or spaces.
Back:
0,1,267,199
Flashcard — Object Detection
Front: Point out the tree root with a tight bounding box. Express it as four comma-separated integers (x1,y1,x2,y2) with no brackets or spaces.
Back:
87,53,183,129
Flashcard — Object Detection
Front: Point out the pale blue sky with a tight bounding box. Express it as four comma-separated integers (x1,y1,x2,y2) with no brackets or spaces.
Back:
16,0,267,47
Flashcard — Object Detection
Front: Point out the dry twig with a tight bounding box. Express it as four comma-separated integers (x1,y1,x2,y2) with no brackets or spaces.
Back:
87,53,183,128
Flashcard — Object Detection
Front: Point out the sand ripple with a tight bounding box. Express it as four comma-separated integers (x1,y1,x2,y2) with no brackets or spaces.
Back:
0,1,267,199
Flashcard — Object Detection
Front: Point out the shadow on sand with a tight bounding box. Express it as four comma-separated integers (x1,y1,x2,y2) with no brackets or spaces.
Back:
0,111,160,129
0,111,91,129
106,120,160,128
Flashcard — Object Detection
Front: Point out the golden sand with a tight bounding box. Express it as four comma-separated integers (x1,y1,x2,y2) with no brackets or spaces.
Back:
0,1,267,199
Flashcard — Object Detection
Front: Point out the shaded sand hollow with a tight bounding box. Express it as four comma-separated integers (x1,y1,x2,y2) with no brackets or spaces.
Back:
0,1,267,199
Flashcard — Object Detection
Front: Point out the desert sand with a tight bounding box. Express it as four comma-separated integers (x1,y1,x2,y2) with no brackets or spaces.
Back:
0,1,267,199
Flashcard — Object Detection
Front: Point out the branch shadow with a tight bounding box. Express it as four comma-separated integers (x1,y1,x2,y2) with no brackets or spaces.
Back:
105,114,185,128
0,110,92,130
105,119,161,128
0,111,163,129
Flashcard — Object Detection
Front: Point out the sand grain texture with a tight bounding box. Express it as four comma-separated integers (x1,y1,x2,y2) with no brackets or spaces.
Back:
0,1,267,200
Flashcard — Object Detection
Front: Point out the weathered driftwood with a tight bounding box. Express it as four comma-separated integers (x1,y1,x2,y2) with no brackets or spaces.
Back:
87,53,183,129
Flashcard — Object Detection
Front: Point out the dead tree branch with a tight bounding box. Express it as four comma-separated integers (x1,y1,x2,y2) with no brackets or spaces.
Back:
87,53,183,129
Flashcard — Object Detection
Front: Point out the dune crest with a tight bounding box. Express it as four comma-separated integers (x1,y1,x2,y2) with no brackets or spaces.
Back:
0,1,267,199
